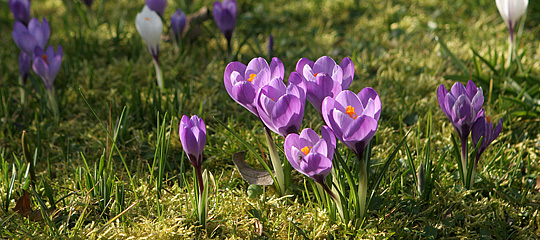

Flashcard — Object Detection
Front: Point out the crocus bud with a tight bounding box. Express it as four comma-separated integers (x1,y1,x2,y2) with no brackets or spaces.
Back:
267,34,274,58
32,45,63,91
471,115,503,164
135,6,163,61
82,0,93,7
170,8,187,43
212,0,237,42
179,115,207,169
496,0,529,40
145,0,167,17
19,51,31,84
9,0,31,25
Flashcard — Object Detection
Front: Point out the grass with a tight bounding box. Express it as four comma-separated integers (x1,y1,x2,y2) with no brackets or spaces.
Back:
1,0,540,238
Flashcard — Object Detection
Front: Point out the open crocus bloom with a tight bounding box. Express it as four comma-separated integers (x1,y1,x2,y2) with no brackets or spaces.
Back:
179,115,207,169
496,0,529,39
32,45,63,91
284,126,336,184
171,8,186,42
256,73,306,137
295,56,355,113
12,18,50,55
145,0,167,17
9,0,31,25
135,6,163,61
212,0,237,41
322,88,381,158
437,80,484,141
471,114,503,162
224,57,284,116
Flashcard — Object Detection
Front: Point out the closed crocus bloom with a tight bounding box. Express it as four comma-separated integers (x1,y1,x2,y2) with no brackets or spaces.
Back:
471,115,503,162
19,51,31,84
437,80,484,141
295,56,355,113
496,0,528,39
224,57,284,116
145,0,167,17
179,115,207,169
171,8,186,42
82,0,93,7
212,0,237,41
12,18,50,55
284,126,336,185
9,0,31,25
136,6,163,61
322,88,381,158
33,45,63,91
256,73,306,137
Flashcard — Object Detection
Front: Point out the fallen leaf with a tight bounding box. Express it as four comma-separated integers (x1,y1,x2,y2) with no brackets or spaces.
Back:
232,152,274,185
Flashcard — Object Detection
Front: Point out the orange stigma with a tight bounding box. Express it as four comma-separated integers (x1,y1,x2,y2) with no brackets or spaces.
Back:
145,17,150,21
345,106,358,119
301,146,311,155
486,116,491,123
42,54,48,64
314,73,320,77
247,74,257,82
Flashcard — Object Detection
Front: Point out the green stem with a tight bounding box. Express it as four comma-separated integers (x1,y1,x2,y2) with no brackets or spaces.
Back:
47,89,59,123
19,76,26,106
153,59,164,89
358,156,368,222
263,127,286,195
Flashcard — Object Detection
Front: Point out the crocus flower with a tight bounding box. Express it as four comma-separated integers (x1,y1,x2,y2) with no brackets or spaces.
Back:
171,8,187,43
19,51,31,84
295,56,355,113
224,57,284,116
33,45,63,91
471,115,503,164
82,0,93,7
284,126,336,185
9,0,31,25
256,73,306,137
179,115,207,194
437,80,484,143
145,0,167,17
496,0,529,41
212,0,237,42
12,18,50,55
321,88,381,158
179,115,207,169
136,6,163,61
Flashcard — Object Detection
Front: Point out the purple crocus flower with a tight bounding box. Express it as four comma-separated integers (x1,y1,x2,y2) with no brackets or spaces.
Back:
437,80,484,143
12,18,50,55
471,115,503,165
212,0,237,42
267,34,274,58
19,51,32,84
321,88,381,158
82,0,93,7
284,126,336,186
295,56,355,113
32,45,63,91
179,115,206,169
145,0,167,17
224,57,284,116
256,73,306,137
179,115,207,194
171,8,187,43
9,0,31,25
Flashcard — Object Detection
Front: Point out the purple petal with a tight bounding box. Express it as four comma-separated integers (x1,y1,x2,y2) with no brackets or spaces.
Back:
450,81,467,98
340,57,354,90
270,57,284,80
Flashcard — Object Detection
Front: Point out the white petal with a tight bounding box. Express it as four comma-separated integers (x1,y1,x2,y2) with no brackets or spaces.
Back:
135,6,163,53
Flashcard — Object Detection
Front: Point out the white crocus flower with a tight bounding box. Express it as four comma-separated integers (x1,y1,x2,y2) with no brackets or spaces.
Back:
495,0,528,67
136,6,164,88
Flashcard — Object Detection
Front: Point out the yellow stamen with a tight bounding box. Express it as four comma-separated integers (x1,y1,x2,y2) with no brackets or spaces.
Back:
345,105,358,119
42,54,48,64
247,74,257,82
145,17,150,21
301,146,311,155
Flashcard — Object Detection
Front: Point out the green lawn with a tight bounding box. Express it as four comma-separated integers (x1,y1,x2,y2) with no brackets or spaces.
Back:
1,0,539,238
